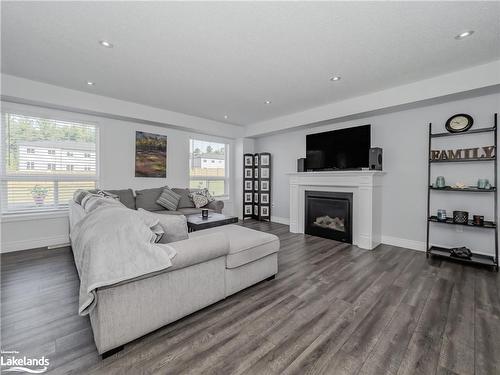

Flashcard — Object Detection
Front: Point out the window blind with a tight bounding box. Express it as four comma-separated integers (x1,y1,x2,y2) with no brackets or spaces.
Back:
1,113,98,213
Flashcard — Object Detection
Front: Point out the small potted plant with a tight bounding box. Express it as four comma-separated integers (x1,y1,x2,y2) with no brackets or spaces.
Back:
31,185,48,205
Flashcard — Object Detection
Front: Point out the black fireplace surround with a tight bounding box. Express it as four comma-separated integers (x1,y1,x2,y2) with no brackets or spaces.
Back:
305,191,353,243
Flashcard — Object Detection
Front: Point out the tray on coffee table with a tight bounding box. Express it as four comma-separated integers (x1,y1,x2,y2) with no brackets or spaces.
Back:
186,213,238,232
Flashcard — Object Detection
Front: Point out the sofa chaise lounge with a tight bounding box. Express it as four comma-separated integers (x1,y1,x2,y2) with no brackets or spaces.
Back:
69,193,279,357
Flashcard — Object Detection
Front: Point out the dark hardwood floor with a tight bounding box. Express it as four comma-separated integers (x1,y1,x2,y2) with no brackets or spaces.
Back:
1,220,499,374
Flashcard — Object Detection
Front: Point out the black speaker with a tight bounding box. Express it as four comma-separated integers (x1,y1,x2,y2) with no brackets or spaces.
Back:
369,148,383,170
297,158,306,172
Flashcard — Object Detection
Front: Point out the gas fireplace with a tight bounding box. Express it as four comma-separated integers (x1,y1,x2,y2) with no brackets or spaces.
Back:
305,191,353,243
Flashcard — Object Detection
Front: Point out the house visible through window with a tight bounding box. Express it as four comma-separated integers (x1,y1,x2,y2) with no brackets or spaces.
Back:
1,113,98,213
189,139,228,198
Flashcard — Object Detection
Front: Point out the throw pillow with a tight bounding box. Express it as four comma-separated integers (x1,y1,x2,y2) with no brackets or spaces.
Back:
135,187,165,211
73,189,90,205
156,186,181,211
96,190,120,200
172,188,195,208
190,188,215,202
191,194,209,208
137,209,188,243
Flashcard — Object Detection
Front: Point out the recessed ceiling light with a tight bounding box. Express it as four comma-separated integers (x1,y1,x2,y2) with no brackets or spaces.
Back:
86,81,95,86
99,40,114,48
265,100,272,105
330,76,341,81
454,31,474,40
224,115,228,119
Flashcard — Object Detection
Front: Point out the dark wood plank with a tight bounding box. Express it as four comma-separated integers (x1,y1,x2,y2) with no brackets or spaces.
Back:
1,219,498,375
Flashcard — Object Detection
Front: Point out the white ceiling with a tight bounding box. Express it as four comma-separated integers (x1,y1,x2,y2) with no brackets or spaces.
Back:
2,2,499,126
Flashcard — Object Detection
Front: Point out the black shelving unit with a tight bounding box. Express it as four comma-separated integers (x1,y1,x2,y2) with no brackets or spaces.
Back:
426,114,498,271
242,152,271,221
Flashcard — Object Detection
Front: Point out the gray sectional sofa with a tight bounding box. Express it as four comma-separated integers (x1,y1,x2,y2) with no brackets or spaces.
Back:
69,188,280,357
95,187,225,216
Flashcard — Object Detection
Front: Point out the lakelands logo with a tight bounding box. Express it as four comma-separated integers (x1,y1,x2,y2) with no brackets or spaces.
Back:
1,350,50,373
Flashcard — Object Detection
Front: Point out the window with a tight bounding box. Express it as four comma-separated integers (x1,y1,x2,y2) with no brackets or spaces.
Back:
27,148,35,154
1,113,98,214
189,139,228,198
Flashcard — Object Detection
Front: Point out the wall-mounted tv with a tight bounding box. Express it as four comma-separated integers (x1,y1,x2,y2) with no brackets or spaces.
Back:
306,125,371,170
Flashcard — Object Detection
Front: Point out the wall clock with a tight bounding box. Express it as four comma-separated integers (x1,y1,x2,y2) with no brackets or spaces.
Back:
445,114,473,133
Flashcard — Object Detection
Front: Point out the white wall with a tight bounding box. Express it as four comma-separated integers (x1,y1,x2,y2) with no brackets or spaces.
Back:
1,101,236,252
255,92,500,254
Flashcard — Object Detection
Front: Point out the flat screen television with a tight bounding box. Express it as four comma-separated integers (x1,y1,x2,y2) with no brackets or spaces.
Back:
306,124,371,170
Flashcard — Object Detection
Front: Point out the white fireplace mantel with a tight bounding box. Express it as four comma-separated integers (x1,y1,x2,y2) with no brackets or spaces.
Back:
287,171,385,250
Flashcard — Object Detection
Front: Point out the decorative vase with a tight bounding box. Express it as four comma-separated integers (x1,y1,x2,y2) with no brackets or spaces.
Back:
437,209,447,221
33,196,45,205
473,215,484,226
435,176,446,188
477,179,489,189
453,210,469,224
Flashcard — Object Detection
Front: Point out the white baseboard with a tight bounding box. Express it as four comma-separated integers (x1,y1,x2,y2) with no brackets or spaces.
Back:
381,235,426,251
1,235,69,253
271,216,290,225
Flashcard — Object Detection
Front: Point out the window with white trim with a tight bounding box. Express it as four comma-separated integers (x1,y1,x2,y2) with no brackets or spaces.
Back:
189,139,228,198
1,113,98,214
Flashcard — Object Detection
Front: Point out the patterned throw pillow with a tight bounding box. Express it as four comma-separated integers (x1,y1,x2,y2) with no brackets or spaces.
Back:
191,194,209,208
199,188,215,202
96,190,120,200
189,188,214,205
156,186,181,211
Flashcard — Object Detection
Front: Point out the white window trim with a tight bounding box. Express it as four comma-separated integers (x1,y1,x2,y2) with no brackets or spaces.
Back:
0,110,101,217
189,137,230,199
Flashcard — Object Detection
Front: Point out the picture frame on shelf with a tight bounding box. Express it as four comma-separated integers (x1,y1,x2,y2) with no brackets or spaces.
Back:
261,193,269,204
244,155,253,166
261,167,269,178
261,154,270,166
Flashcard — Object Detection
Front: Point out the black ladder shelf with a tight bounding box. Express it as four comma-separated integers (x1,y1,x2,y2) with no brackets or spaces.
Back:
426,114,498,271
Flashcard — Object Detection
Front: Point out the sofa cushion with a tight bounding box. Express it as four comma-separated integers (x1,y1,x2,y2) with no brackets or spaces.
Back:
172,188,195,208
156,186,181,211
135,187,165,211
189,224,279,269
106,189,136,210
155,210,184,216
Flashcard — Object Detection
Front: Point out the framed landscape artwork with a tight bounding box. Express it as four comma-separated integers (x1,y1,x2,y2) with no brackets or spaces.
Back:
135,131,167,177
